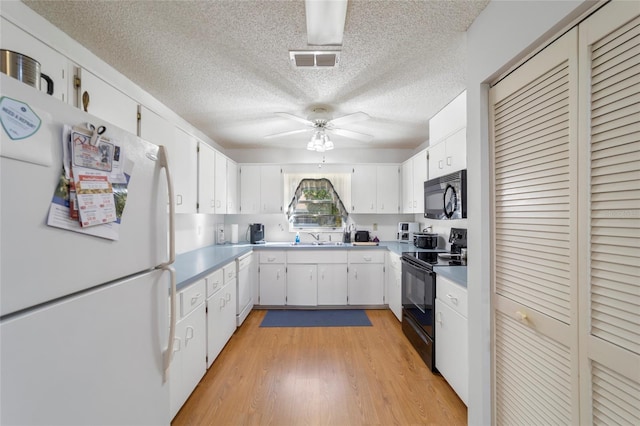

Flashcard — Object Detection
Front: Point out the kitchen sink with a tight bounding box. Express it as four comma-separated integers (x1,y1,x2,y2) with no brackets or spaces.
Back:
290,241,345,247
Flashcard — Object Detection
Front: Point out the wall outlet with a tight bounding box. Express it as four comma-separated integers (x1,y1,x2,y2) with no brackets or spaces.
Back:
373,223,378,231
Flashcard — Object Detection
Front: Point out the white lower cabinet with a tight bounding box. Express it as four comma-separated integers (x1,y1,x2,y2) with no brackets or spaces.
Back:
170,279,207,419
318,263,348,305
205,266,236,368
386,252,402,321
435,275,468,405
258,251,287,306
348,251,385,305
286,264,317,306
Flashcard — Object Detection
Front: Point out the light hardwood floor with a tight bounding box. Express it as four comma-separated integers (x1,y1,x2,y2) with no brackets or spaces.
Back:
172,309,467,426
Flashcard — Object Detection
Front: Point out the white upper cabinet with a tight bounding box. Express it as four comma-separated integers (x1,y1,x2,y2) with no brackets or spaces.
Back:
352,165,400,214
239,165,283,214
214,152,227,214
75,67,138,135
227,160,238,214
168,127,198,214
351,165,377,213
402,150,427,214
428,91,467,180
198,142,216,214
1,18,68,103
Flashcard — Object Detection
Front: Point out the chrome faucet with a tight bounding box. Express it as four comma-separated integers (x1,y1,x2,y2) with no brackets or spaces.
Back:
307,232,321,241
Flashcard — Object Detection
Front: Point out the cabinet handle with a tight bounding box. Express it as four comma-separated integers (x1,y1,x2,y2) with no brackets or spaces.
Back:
446,156,452,166
363,256,372,262
268,257,276,262
354,269,358,279
173,337,181,353
211,199,215,207
413,201,417,208
309,270,313,280
176,194,183,205
191,294,201,305
185,326,194,342
216,200,221,208
446,293,458,305
220,298,225,309
438,160,443,169
82,90,89,112
516,311,528,322
436,312,443,325
370,203,374,210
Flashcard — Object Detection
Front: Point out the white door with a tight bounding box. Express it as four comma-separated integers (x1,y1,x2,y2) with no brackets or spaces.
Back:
317,263,348,305
412,150,427,214
259,264,286,305
287,264,317,306
214,152,227,214
261,165,283,213
227,160,238,214
376,165,399,213
351,165,377,213
240,165,260,214
348,264,384,305
435,299,468,405
402,159,414,213
0,269,170,425
198,142,216,214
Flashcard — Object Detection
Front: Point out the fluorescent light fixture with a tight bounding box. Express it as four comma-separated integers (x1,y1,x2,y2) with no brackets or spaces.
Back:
305,0,348,46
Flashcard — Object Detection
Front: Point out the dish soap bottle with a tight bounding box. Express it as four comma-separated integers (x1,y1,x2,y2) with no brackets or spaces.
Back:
295,232,300,244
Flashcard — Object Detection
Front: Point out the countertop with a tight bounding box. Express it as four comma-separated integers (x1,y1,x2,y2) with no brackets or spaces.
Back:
174,241,465,291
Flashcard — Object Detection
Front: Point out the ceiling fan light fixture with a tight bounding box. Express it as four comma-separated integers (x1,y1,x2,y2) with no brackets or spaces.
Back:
305,0,348,46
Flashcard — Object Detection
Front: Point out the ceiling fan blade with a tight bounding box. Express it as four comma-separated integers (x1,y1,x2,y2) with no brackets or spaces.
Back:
275,112,314,126
264,128,310,139
329,128,374,142
328,112,370,127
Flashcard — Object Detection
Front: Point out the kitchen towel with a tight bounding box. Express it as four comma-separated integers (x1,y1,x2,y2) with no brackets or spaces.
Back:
230,224,238,243
260,309,371,327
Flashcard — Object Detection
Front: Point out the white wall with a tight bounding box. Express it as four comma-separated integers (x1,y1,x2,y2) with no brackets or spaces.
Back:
465,1,597,424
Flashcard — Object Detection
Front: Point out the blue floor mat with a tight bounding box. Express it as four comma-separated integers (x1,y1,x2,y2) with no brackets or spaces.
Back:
260,309,372,327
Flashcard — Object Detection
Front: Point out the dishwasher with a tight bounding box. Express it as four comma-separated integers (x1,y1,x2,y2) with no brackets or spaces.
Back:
236,252,253,326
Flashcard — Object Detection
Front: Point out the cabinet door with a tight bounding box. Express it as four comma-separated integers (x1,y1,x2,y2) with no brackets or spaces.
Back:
206,280,236,367
76,68,138,135
1,18,68,102
351,165,377,213
317,263,348,305
168,127,198,214
227,160,238,214
261,165,283,213
412,150,427,214
445,127,466,175
428,141,446,179
214,152,227,214
286,264,317,306
348,264,384,305
239,165,260,214
435,299,468,405
170,303,206,418
387,254,402,321
198,143,216,214
376,165,399,213
401,160,414,213
258,264,286,305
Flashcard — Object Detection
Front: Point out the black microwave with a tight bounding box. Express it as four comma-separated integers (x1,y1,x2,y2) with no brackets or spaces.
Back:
424,170,467,219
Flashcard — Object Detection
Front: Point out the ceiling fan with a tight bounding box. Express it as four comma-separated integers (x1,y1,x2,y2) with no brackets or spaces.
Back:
264,107,374,144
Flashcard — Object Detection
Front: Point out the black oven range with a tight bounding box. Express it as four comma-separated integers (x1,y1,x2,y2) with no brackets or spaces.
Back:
400,228,466,372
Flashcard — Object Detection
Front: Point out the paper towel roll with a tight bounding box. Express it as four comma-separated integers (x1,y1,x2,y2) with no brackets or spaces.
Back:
230,224,238,244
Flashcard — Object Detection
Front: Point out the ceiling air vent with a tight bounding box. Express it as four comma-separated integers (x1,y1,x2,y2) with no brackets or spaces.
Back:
289,50,340,68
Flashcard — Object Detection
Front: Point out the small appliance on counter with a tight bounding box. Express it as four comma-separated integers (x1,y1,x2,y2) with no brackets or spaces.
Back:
397,222,420,243
249,223,265,244
354,230,370,242
413,232,439,249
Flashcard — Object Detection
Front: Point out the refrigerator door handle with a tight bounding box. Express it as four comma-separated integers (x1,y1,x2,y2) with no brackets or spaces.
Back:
160,264,176,383
157,145,175,266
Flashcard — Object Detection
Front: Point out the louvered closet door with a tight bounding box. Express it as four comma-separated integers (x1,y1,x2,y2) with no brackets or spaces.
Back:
490,28,580,424
578,2,640,424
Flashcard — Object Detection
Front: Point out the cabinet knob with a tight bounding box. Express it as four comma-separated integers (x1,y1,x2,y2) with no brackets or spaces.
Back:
515,311,528,322
436,312,443,324
191,294,200,305
82,90,90,112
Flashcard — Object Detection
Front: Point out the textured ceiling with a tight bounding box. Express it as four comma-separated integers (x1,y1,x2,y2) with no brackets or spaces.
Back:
23,0,489,150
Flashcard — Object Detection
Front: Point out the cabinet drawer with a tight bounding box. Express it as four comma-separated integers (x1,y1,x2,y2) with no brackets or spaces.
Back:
180,279,206,318
436,276,467,317
205,268,224,298
223,261,236,285
287,250,346,264
237,253,252,270
259,251,286,264
348,250,385,264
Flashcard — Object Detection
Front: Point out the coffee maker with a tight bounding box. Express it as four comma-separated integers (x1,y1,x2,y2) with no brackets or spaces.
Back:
249,223,265,244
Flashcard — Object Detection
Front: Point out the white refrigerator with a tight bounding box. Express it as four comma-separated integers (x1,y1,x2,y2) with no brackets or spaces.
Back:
0,74,177,425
